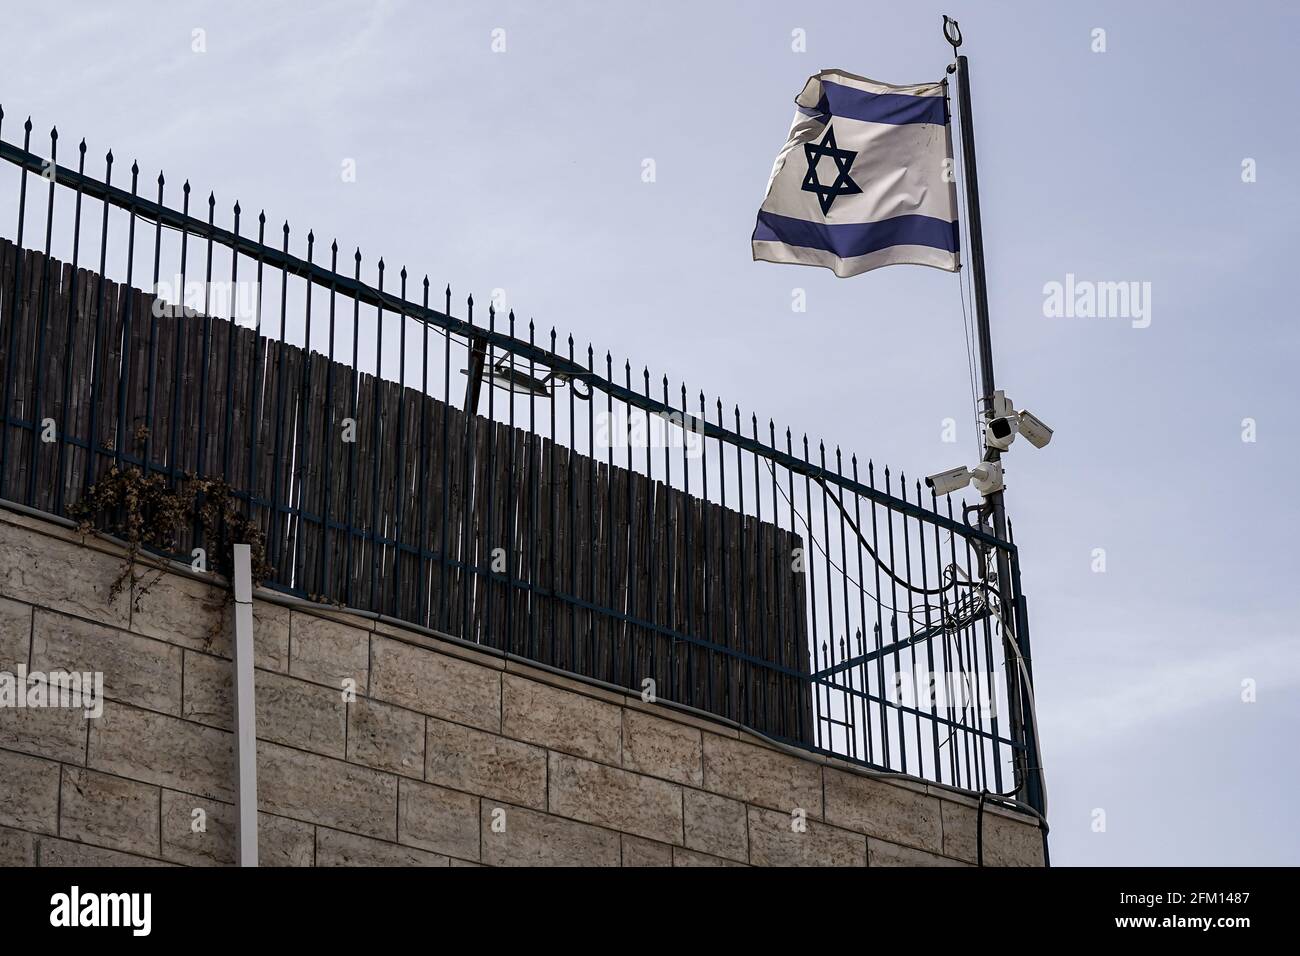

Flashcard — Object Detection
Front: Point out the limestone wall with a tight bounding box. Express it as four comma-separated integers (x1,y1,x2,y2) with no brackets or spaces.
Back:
0,506,1045,867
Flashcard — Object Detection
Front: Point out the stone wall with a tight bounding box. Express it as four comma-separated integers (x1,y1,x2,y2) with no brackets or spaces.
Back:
0,506,1045,867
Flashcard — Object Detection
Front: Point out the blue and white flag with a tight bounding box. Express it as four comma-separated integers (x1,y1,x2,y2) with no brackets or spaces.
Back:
752,70,959,277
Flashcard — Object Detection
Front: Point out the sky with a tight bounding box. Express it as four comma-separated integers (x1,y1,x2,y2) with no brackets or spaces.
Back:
1,0,1298,866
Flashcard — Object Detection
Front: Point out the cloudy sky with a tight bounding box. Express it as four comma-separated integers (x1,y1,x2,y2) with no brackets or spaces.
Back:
2,0,1297,865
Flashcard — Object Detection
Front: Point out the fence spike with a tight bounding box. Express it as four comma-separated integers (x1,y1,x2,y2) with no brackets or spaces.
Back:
24,116,32,131
78,138,86,153
50,126,58,141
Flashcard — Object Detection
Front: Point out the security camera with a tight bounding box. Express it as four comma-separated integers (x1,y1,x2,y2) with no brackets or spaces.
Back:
983,413,1019,452
970,460,1003,496
924,465,972,496
1016,409,1053,449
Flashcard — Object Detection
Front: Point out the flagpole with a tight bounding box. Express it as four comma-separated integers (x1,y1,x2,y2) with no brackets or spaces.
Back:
943,15,1044,817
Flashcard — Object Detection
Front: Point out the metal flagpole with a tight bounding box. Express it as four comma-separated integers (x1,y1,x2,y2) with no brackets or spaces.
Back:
943,15,1044,816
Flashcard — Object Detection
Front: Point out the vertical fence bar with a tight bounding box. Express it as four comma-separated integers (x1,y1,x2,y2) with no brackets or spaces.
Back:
221,204,242,481
269,222,291,577
416,276,430,626
717,401,732,720
245,214,267,552
112,162,139,479
142,170,163,483
343,248,360,609
319,242,338,598
81,148,112,497
525,320,537,659
166,181,190,495
291,230,316,593
662,375,676,702
3,119,33,499
25,127,57,507
53,139,87,516
504,310,517,651
368,258,384,612
483,306,497,646
195,191,215,484
437,285,452,633
393,267,408,619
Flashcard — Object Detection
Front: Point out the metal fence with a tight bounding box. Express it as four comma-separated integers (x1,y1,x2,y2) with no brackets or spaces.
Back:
0,111,1043,811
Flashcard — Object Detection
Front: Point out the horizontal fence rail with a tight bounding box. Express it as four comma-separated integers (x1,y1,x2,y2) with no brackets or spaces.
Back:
0,112,1041,808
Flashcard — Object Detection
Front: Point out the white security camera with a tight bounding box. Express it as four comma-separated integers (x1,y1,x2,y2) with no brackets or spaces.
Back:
924,465,972,496
1015,409,1053,449
970,460,1003,496
983,413,1019,451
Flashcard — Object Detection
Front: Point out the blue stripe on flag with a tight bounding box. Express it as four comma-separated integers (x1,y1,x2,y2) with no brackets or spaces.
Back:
818,81,947,126
753,211,959,258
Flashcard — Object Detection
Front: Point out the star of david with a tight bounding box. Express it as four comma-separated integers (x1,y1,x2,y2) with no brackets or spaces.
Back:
801,125,861,216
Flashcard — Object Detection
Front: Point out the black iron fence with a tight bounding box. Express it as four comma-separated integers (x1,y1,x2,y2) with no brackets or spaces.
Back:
0,111,1043,812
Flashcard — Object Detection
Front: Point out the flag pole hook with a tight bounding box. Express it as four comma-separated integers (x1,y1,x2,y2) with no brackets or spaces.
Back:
942,15,963,57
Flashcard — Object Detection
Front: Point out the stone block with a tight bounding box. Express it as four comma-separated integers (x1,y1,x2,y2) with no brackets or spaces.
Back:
59,766,161,856
370,634,500,731
479,802,620,867
672,846,746,867
0,519,129,627
32,609,181,715
0,747,60,834
425,717,546,810
940,799,1045,867
129,568,227,652
867,838,969,867
36,836,173,866
747,806,866,867
0,824,36,865
396,778,480,860
88,701,233,802
701,734,822,816
317,827,451,867
683,787,747,862
823,767,943,853
257,740,397,840
621,834,673,867
347,697,425,778
289,612,369,690
501,673,621,763
547,752,683,845
0,691,89,764
0,595,31,672
622,709,702,786
159,791,313,866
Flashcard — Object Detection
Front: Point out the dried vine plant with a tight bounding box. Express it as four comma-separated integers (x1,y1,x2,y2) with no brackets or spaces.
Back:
69,466,273,610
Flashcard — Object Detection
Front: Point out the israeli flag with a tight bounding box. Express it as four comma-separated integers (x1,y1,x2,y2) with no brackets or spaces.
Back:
752,70,959,277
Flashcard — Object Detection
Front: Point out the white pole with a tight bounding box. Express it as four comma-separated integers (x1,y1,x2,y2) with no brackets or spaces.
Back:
231,543,259,867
